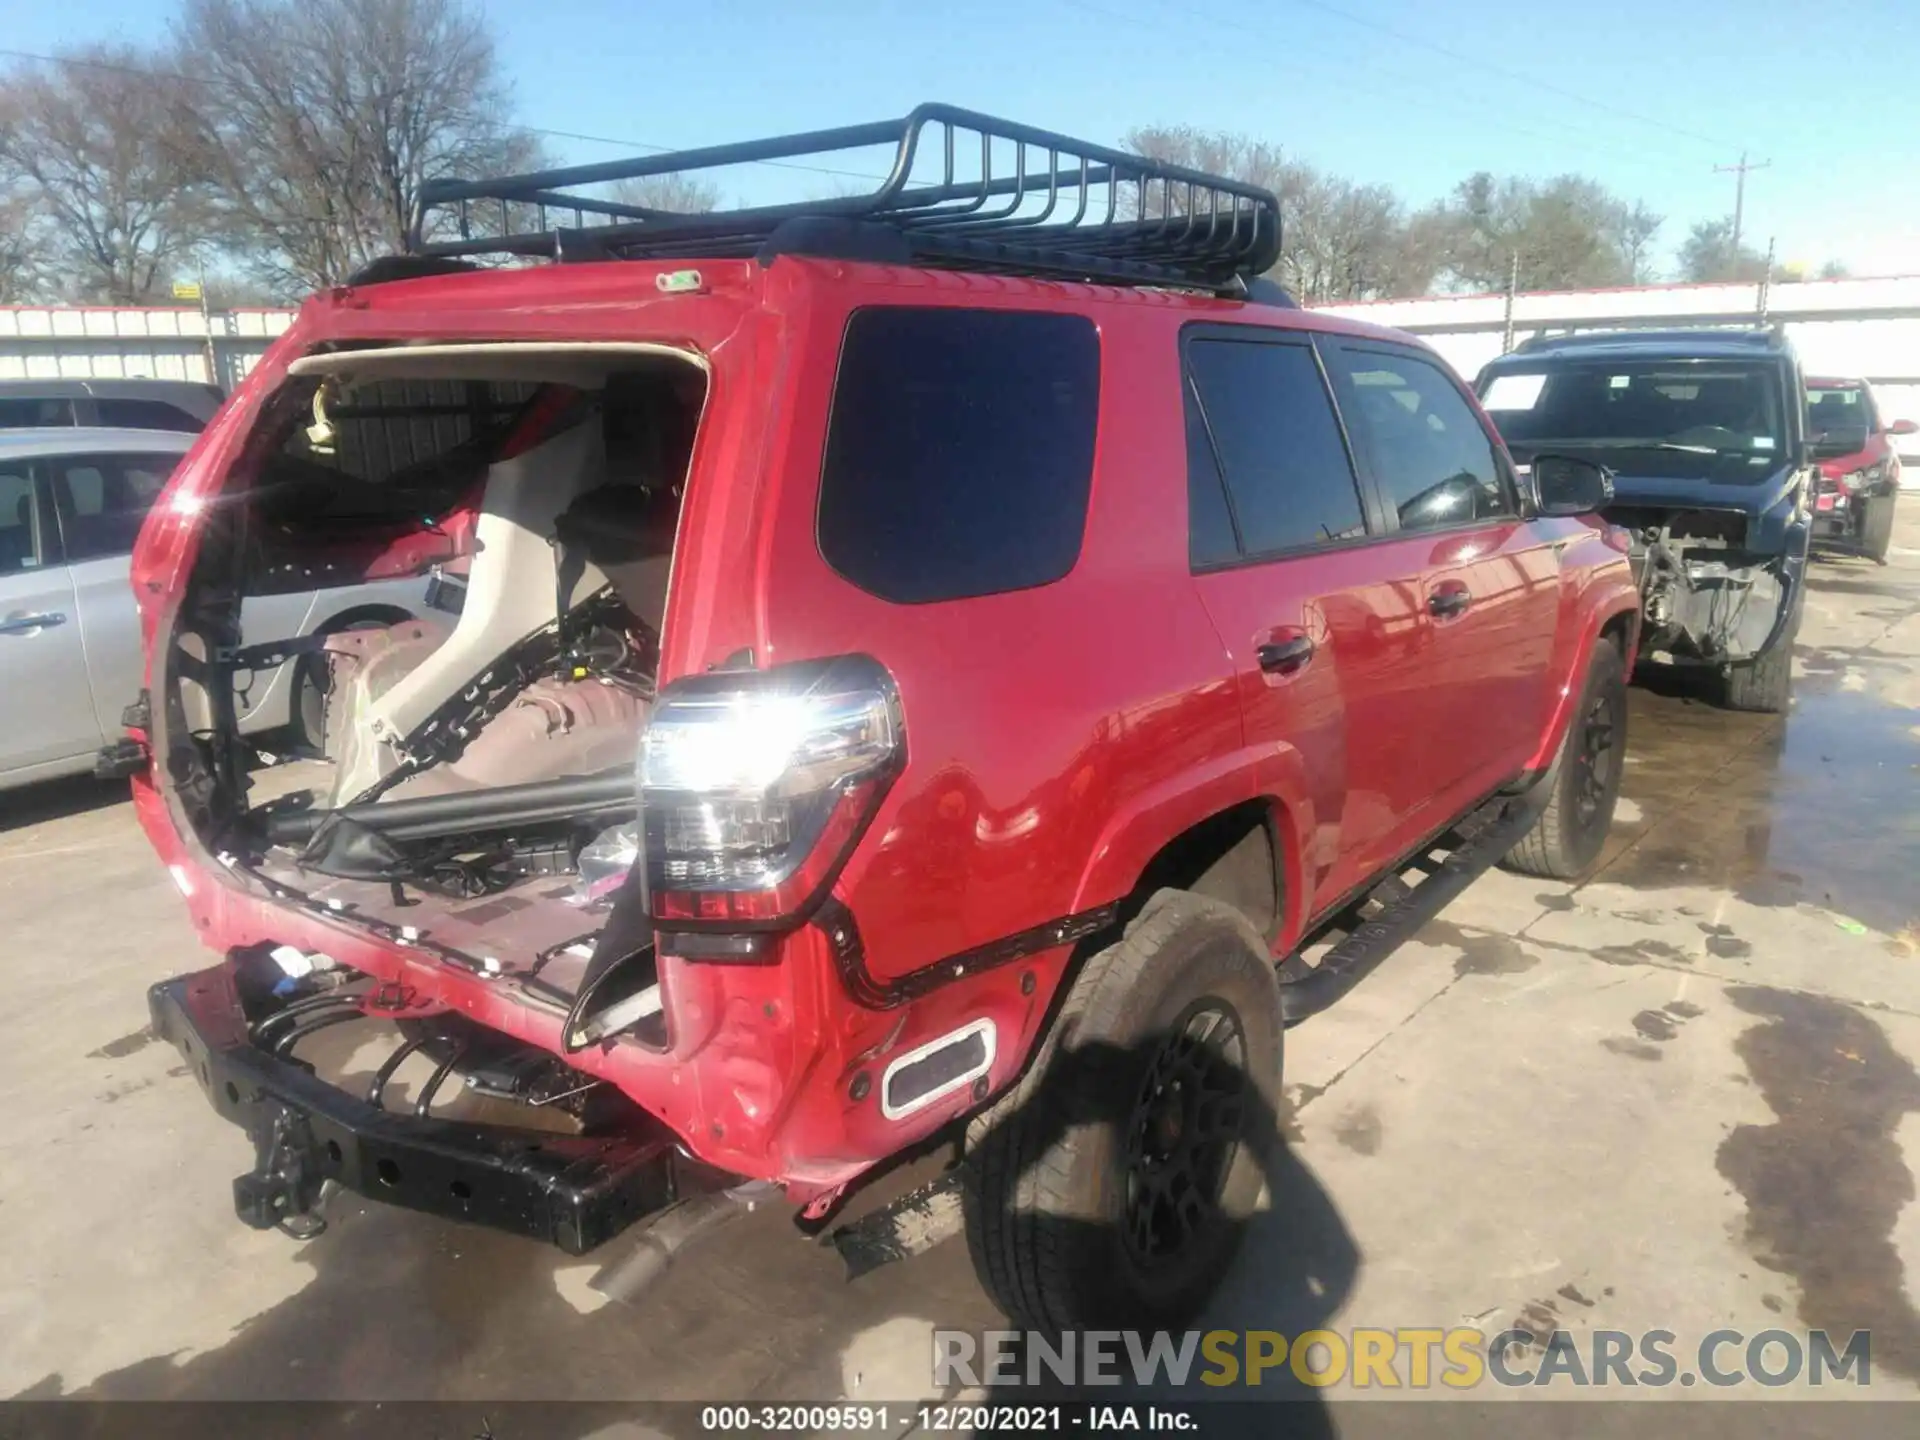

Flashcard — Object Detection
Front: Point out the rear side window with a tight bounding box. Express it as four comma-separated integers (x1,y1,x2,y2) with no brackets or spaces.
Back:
0,397,76,429
95,397,204,433
0,468,44,575
49,454,175,561
817,307,1100,604
1337,349,1509,531
1184,336,1367,560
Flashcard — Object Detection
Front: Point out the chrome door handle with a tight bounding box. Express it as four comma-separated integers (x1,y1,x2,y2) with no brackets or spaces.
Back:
0,611,67,635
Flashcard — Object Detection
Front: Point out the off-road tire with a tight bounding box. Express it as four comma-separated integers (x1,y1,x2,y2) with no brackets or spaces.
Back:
1861,491,1897,566
962,890,1283,1331
1721,591,1801,714
1503,639,1627,880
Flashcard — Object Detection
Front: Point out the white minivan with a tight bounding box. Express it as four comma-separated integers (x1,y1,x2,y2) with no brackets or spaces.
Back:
0,428,431,791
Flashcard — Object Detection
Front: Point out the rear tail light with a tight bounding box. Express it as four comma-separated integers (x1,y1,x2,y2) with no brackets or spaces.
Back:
639,655,903,933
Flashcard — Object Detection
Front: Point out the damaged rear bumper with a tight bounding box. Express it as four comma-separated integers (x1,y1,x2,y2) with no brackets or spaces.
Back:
149,964,681,1254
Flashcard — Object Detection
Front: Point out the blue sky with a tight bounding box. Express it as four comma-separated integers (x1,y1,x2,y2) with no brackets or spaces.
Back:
15,0,1920,279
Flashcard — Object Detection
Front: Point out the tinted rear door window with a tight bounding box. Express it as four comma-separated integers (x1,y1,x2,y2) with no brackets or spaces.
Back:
94,397,204,433
0,397,76,429
817,307,1100,604
1184,336,1367,558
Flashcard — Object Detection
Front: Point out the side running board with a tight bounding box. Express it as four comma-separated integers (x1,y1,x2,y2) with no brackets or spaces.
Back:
1278,794,1541,1023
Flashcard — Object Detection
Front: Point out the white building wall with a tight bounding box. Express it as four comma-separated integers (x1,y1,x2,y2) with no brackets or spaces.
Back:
6,281,1919,467
0,305,296,390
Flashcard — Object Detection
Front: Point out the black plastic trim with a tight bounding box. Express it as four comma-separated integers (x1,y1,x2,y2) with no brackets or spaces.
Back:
816,897,1122,1010
94,738,148,780
1278,781,1545,1023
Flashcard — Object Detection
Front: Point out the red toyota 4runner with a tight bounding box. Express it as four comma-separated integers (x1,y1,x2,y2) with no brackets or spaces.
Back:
1806,376,1913,564
123,107,1638,1328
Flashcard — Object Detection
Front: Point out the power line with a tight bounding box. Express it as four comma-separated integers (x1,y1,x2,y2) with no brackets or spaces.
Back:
0,46,894,188
1266,0,1735,151
1067,0,1718,177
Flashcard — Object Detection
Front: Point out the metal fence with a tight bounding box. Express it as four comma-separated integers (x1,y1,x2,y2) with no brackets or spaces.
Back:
0,305,295,392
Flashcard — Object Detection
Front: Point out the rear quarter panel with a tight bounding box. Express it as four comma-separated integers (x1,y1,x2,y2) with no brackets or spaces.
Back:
734,272,1266,981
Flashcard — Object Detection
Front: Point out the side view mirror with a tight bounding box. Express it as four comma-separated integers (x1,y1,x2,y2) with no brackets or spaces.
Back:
1889,418,1919,437
1532,454,1613,516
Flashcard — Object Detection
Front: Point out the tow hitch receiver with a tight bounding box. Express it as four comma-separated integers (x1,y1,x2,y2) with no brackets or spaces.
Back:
150,963,687,1254
234,1106,330,1238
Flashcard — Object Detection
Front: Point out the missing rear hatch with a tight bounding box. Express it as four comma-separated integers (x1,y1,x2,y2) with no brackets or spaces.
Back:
157,341,707,1038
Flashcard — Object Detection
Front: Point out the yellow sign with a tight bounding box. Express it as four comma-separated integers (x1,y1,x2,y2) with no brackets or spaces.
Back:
172,281,203,302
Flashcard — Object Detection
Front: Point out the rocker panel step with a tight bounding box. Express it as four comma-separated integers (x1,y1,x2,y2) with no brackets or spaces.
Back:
1278,797,1539,1023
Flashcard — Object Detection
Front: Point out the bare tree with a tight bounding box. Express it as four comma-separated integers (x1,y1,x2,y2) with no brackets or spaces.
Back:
1125,126,1435,302
0,48,213,303
611,174,722,215
0,188,52,302
175,0,543,296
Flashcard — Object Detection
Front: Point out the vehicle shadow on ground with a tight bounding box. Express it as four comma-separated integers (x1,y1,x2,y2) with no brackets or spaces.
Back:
1624,657,1727,706
19,1031,1357,1439
957,1032,1359,1435
0,773,131,832
1803,570,1910,603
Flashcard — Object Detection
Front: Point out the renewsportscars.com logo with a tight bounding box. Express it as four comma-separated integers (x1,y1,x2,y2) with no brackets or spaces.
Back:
933,1327,1873,1390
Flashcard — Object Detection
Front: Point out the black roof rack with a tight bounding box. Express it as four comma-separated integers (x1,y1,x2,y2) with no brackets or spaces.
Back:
405,103,1282,296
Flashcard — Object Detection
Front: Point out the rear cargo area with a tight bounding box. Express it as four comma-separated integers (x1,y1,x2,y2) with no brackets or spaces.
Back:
158,341,710,1041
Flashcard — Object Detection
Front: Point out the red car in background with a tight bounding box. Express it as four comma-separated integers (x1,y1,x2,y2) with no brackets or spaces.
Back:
1807,377,1913,564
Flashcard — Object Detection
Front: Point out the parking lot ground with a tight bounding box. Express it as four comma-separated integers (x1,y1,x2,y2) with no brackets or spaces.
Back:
4,509,1919,1420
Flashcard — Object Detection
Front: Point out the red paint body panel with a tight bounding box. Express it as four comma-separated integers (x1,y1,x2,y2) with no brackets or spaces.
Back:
1807,376,1906,488
131,257,1638,1195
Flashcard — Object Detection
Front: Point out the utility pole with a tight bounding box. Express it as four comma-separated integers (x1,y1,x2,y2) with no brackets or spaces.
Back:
1502,249,1520,354
198,256,217,388
1714,151,1771,256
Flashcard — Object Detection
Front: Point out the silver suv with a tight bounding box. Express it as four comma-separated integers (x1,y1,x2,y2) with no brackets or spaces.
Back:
0,428,433,791
0,378,227,434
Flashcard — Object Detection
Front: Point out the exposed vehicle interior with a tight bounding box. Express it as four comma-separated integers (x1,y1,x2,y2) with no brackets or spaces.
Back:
166,343,708,1025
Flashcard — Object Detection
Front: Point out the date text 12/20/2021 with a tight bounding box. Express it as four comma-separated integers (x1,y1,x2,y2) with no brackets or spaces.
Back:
699,1404,1197,1433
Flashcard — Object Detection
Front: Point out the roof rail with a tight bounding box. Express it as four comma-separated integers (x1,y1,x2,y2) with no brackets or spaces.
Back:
1511,325,1782,355
404,103,1282,295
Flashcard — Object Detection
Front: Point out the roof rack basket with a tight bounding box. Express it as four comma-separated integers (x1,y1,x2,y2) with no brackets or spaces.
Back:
407,103,1281,295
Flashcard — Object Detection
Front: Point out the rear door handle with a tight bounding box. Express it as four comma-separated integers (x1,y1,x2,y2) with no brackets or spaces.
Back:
0,611,67,636
1427,586,1471,619
1256,634,1315,676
